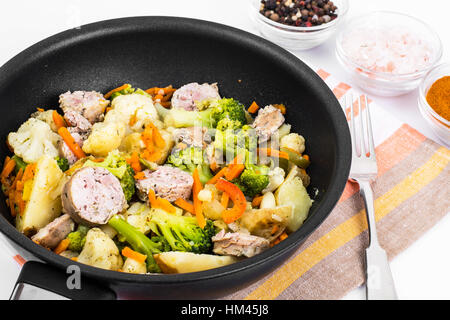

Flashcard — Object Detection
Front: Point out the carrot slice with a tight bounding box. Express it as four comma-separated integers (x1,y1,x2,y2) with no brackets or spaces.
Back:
224,154,245,180
145,87,157,95
58,127,86,159
104,84,130,99
257,148,289,160
148,189,159,208
36,107,45,112
134,172,146,180
1,158,16,178
54,239,70,255
52,110,66,130
192,168,206,229
126,152,142,173
273,104,286,114
251,195,263,207
248,101,260,113
174,198,194,214
156,197,177,214
122,246,147,264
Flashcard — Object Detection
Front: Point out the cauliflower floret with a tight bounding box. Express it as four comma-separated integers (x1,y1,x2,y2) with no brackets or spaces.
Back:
106,93,158,133
82,121,126,157
77,228,123,271
262,167,285,194
8,118,61,163
280,133,305,154
123,202,153,234
198,189,213,202
31,109,58,132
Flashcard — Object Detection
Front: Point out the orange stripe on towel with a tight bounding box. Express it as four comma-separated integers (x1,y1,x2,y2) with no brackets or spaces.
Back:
339,124,427,203
13,254,26,266
332,82,351,99
316,69,331,80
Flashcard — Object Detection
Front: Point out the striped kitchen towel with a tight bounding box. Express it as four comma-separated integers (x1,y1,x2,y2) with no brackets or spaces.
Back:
224,68,450,300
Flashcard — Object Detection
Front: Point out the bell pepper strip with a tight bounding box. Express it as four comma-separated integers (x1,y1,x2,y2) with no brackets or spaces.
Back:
206,166,228,185
104,84,130,99
248,101,260,113
220,192,230,209
280,147,310,169
174,198,194,214
58,127,86,159
52,110,66,130
192,168,206,229
215,179,247,224
54,239,70,255
251,195,264,207
122,246,147,264
257,148,289,160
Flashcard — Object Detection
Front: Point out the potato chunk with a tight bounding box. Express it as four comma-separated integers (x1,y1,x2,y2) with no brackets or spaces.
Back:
154,251,238,274
16,155,64,236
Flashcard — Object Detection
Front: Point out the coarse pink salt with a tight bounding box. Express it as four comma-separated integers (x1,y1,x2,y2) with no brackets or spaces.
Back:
341,26,433,75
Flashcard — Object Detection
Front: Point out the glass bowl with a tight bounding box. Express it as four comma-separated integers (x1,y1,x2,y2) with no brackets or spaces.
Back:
418,63,450,147
336,11,442,97
249,0,349,51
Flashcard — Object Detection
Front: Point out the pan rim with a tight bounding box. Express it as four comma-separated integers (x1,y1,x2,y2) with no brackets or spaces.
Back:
0,16,351,286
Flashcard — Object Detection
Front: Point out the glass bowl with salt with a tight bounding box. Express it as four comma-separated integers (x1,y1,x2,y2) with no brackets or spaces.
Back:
336,11,442,97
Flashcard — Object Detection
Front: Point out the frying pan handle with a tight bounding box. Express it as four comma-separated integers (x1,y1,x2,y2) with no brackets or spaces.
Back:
10,261,116,300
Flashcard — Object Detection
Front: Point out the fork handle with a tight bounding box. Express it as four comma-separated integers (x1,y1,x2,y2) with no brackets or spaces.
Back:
358,180,398,300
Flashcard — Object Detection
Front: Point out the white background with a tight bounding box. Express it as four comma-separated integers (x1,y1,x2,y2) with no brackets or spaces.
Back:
0,0,448,300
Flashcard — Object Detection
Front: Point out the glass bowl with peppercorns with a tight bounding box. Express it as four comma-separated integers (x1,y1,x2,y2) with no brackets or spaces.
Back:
336,11,443,97
250,0,349,51
418,63,450,147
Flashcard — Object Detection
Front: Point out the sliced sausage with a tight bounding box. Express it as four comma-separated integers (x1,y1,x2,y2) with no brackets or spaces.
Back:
171,82,220,111
59,91,109,124
62,167,126,226
173,126,211,149
64,110,92,133
58,128,87,165
212,230,270,258
31,214,75,249
251,105,285,142
135,166,193,202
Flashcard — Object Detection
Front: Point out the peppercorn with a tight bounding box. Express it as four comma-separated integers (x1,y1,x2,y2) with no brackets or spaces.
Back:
259,0,338,27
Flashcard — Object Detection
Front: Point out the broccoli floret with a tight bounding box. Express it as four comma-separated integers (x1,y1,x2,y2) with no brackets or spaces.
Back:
216,118,242,131
167,147,213,184
66,225,89,252
211,98,247,129
83,150,135,201
150,236,172,252
108,215,162,273
163,107,215,128
120,164,136,202
149,210,215,254
213,126,257,163
55,156,69,172
236,165,270,197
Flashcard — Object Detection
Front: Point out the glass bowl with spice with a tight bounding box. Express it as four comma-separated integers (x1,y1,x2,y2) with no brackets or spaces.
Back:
249,0,349,51
418,63,450,147
336,11,443,97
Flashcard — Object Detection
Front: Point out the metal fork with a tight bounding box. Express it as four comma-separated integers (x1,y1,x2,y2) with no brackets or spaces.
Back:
346,94,398,300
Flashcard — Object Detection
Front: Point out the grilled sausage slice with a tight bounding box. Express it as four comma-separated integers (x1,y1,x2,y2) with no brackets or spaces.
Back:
251,105,285,142
59,91,109,124
171,82,220,111
62,167,126,226
135,166,194,203
31,214,75,249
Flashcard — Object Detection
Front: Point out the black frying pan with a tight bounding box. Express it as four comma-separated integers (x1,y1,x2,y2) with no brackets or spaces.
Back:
0,16,351,299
